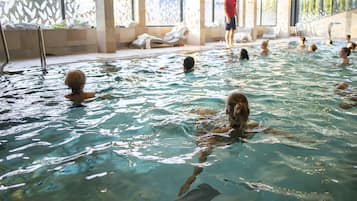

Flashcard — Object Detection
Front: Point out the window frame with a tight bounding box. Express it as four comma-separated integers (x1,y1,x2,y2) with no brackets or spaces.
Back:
256,0,278,26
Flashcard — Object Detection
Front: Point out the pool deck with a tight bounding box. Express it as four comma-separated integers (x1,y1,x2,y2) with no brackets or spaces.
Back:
2,37,299,71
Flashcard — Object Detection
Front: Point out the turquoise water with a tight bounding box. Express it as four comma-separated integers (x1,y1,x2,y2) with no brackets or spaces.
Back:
0,41,356,201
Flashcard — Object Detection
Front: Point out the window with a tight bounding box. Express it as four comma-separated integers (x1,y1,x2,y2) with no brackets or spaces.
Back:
256,0,277,26
205,0,226,26
297,0,357,23
205,0,214,26
114,0,134,27
145,0,183,26
0,0,62,26
65,0,96,27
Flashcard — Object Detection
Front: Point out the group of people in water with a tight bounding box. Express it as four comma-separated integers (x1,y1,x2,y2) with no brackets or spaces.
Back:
63,35,355,197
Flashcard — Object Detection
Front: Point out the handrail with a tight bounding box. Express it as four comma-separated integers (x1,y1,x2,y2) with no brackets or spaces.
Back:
38,26,47,74
0,22,10,73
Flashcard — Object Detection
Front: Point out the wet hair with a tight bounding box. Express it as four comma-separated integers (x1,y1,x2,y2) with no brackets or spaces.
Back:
309,43,317,52
183,56,195,73
341,47,351,57
65,70,86,94
239,49,249,60
226,92,250,130
261,40,269,48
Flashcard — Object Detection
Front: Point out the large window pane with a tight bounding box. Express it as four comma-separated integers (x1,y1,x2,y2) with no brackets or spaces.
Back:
214,0,225,25
205,0,214,26
114,0,134,27
65,0,96,27
0,0,62,26
261,0,277,26
146,0,181,26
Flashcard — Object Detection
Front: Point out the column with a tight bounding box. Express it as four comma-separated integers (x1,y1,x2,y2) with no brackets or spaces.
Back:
185,0,205,45
277,0,292,37
96,0,116,53
245,0,257,40
134,0,147,35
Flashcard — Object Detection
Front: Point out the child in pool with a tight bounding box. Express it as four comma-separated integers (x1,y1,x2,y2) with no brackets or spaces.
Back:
346,34,351,43
308,43,318,52
261,40,270,55
339,47,351,65
178,92,288,196
299,36,306,48
183,56,195,73
239,48,249,60
347,42,356,52
326,39,333,45
65,70,95,102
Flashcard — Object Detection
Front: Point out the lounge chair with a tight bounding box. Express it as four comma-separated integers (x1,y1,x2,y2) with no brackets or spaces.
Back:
262,26,280,39
233,27,253,43
130,25,189,49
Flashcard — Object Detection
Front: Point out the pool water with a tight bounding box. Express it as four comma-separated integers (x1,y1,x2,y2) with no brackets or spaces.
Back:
0,41,356,201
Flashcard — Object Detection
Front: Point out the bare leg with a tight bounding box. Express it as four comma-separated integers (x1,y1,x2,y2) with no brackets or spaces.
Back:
229,29,235,47
225,30,230,48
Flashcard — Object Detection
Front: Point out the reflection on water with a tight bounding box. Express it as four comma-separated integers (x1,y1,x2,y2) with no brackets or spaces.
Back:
0,41,356,201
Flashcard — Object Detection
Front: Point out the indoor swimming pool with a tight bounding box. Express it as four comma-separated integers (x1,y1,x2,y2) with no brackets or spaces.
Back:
0,40,356,201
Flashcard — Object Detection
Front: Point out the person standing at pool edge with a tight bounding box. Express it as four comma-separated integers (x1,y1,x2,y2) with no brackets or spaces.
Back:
224,0,237,48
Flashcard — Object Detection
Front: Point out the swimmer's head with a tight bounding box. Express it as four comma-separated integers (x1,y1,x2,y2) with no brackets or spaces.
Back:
336,82,349,90
65,70,86,93
340,47,351,58
346,34,351,42
226,92,250,130
326,40,333,45
183,56,195,73
239,49,249,60
309,43,317,52
261,40,269,49
347,42,356,50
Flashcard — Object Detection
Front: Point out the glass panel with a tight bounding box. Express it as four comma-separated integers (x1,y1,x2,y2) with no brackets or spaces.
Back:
145,0,181,26
205,0,213,26
114,0,133,27
65,0,96,27
214,0,225,25
256,0,262,25
261,0,277,26
0,0,62,26
333,0,346,14
323,0,333,16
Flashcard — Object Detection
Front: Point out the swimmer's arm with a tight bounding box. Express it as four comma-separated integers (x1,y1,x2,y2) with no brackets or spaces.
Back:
178,146,212,196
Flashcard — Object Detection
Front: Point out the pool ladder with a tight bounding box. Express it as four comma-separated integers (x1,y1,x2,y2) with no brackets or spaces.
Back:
38,26,48,74
0,23,48,74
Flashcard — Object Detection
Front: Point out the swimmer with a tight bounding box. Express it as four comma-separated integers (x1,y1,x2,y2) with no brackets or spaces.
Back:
299,36,306,48
64,70,95,102
308,43,318,52
261,40,270,55
183,56,195,73
347,42,356,52
339,47,350,65
239,48,249,60
346,34,351,43
178,92,294,196
326,39,333,45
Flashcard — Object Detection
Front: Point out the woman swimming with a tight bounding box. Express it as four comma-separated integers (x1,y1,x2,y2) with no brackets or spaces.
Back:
64,70,95,103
